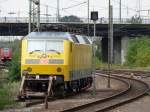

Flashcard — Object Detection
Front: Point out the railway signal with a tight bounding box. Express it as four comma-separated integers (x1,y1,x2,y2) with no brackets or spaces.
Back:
91,11,98,96
91,11,98,21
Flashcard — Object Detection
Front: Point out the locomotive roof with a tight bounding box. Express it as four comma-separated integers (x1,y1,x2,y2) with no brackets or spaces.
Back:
25,32,91,44
25,32,71,40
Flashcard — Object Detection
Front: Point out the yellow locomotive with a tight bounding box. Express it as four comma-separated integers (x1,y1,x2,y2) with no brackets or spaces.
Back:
19,32,92,98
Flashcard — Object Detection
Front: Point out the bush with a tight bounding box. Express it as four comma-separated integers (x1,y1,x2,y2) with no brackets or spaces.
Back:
0,39,21,109
125,36,150,67
0,82,19,110
8,39,21,81
60,15,83,22
127,15,142,24
94,38,101,61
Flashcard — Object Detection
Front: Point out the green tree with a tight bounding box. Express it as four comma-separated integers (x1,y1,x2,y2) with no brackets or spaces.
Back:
60,15,83,22
94,38,101,61
8,39,21,81
127,15,142,24
125,36,150,67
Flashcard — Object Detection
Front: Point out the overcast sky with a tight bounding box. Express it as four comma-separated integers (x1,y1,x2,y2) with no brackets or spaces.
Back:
0,0,150,18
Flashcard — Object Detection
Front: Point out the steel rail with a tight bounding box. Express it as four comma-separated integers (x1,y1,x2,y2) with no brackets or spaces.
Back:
62,73,131,112
97,69,150,78
24,73,129,108
62,72,149,112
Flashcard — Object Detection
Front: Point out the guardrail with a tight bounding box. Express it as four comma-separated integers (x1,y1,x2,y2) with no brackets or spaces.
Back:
0,17,150,24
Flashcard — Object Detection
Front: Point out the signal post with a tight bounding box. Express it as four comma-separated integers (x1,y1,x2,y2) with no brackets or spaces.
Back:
91,11,98,96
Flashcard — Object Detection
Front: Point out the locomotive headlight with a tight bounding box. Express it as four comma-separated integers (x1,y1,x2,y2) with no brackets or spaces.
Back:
57,67,62,72
27,67,32,72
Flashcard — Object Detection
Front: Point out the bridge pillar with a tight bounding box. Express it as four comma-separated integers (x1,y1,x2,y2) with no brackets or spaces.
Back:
121,36,129,65
101,36,121,64
113,37,121,64
101,37,108,63
101,36,129,64
113,36,129,64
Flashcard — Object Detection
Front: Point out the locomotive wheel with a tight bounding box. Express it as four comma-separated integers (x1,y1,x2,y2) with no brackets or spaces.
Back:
53,84,65,98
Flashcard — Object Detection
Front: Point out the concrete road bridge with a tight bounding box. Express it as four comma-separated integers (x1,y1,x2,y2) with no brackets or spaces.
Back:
1,17,150,64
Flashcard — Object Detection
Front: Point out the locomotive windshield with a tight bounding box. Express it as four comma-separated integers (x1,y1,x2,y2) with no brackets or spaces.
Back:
27,39,64,53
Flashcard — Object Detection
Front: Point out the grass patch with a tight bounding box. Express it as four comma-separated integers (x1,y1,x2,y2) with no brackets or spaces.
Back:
0,39,21,110
0,81,20,110
0,70,20,110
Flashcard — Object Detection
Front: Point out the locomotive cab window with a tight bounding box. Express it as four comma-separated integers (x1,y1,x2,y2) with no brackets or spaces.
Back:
27,39,64,53
83,36,90,44
46,40,64,53
27,40,45,52
71,35,79,43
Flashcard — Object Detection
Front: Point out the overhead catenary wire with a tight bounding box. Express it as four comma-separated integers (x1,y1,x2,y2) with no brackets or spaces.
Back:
41,4,57,10
1,0,146,19
62,1,87,10
41,4,74,15
42,1,87,11
111,0,137,12
41,1,88,16
0,0,140,19
38,0,139,20
136,9,150,15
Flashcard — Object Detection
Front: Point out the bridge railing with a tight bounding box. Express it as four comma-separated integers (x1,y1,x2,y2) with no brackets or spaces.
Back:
0,17,150,24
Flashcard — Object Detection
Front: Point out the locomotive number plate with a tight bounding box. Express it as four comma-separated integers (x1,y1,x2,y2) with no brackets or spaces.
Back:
40,59,49,64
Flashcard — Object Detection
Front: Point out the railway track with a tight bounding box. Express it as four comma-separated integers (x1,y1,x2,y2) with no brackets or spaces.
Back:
22,70,149,112
24,94,58,108
24,74,129,109
98,69,150,78
62,72,149,112
24,87,97,108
